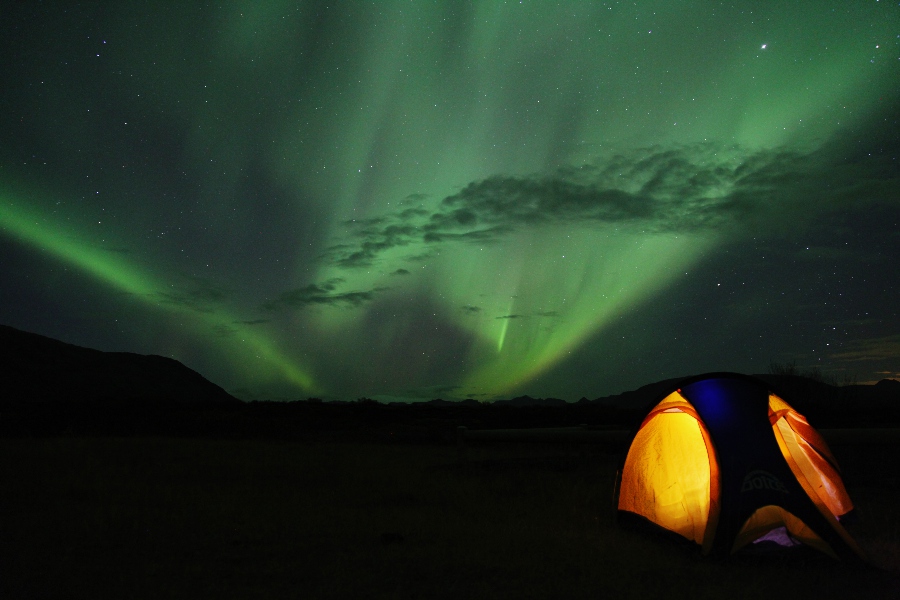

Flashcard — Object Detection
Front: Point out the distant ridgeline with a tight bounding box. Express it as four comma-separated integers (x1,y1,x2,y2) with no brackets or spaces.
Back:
1,323,898,439
0,324,237,405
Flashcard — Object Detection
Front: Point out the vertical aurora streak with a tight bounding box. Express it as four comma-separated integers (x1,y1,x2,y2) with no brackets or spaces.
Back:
0,2,897,399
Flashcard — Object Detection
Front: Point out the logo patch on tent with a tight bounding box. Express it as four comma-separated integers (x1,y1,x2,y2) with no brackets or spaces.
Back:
741,470,789,494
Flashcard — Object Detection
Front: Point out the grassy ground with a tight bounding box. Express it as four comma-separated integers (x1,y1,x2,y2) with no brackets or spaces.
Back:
1,437,898,599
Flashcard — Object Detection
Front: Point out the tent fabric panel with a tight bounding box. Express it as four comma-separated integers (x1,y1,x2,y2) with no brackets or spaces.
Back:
639,391,700,427
616,375,865,561
783,411,840,469
697,418,721,555
767,393,793,414
771,420,867,560
768,394,840,467
774,418,854,518
732,505,837,558
619,410,711,545
652,391,693,412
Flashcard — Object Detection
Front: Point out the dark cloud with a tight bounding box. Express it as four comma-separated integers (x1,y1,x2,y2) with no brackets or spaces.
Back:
494,311,559,320
327,223,421,268
405,251,437,263
326,141,899,270
213,323,238,337
422,225,511,244
398,206,429,220
156,292,217,313
264,279,388,311
830,335,900,363
402,193,429,204
186,283,229,303
435,177,655,227
155,278,230,313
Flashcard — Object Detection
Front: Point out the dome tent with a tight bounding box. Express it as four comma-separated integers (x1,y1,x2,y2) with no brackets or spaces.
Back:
615,372,865,560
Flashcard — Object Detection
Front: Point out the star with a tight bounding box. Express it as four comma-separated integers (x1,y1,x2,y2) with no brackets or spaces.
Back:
0,1,896,401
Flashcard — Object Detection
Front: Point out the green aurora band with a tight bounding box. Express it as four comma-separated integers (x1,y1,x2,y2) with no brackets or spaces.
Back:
0,1,897,399
280,3,894,398
0,191,318,393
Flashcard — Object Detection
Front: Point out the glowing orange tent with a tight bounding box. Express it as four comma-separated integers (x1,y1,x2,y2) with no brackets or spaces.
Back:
615,373,864,560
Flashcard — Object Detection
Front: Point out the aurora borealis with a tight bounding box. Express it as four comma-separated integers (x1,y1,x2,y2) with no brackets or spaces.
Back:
1,2,898,401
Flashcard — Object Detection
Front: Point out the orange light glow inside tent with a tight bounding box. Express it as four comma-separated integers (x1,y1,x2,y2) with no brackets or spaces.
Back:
617,383,861,559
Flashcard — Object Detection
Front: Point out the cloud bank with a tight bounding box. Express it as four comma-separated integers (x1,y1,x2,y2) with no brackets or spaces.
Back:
326,141,898,271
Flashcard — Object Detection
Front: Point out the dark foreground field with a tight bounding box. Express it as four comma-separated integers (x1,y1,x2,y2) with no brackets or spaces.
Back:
1,437,898,599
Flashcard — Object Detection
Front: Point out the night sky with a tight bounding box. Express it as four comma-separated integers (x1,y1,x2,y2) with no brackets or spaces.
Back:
1,2,898,402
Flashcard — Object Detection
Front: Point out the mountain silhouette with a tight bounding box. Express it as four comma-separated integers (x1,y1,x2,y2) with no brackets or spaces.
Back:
493,395,568,407
0,324,237,404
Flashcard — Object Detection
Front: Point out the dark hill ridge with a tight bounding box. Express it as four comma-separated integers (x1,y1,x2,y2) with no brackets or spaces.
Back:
0,324,237,404
473,374,900,415
493,395,568,407
585,377,686,409
1,323,898,439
